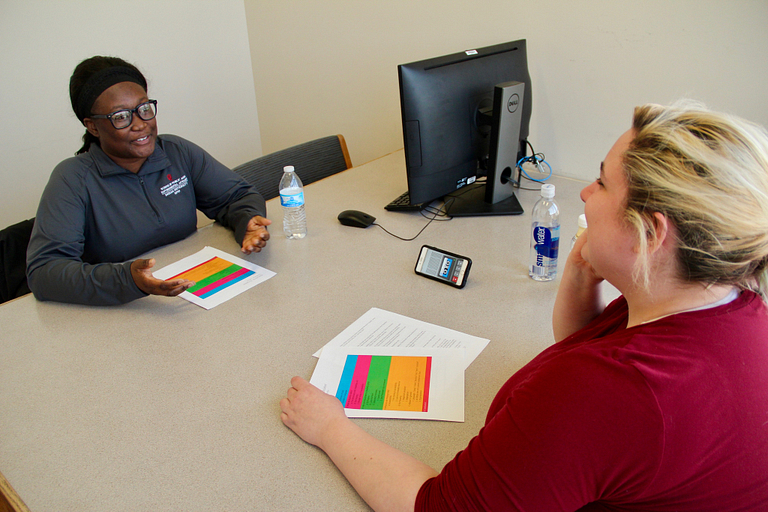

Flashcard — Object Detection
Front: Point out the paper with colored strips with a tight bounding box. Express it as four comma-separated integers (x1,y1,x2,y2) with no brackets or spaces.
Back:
311,346,465,421
153,246,275,309
310,308,488,421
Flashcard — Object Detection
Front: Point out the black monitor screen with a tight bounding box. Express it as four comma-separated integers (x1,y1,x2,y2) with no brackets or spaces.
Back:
397,39,532,215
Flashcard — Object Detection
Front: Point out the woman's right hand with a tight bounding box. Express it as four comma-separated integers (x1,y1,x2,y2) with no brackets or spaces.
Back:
567,229,602,281
130,258,194,297
553,229,606,342
280,376,348,449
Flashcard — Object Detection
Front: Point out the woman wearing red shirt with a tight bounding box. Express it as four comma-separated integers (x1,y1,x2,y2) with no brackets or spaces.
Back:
280,102,768,511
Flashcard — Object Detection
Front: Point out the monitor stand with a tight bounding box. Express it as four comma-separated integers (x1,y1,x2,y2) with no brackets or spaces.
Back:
444,182,523,216
445,81,526,217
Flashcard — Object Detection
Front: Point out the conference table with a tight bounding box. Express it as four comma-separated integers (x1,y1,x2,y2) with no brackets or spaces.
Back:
0,150,607,511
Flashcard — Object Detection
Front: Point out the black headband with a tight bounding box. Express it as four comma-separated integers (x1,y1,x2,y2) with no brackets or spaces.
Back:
74,66,146,124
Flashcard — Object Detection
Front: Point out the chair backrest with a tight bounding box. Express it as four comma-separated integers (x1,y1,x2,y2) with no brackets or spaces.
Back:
232,134,352,201
0,218,34,304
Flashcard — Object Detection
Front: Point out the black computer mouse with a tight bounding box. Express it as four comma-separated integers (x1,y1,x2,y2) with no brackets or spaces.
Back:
337,210,376,228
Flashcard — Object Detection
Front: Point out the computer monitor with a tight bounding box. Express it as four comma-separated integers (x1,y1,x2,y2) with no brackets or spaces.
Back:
396,39,532,216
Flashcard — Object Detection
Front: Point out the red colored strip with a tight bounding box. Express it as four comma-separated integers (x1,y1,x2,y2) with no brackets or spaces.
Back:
422,357,432,412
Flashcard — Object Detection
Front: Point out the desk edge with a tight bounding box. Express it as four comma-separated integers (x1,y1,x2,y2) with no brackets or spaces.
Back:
0,471,30,512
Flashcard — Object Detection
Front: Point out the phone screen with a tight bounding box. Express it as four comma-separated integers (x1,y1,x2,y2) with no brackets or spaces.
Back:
415,246,471,287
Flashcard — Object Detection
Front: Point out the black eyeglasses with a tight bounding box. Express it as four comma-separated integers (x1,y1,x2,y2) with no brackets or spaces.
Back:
89,100,158,129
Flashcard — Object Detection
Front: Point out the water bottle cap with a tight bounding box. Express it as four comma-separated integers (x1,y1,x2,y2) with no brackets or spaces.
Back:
540,184,555,198
578,213,588,229
283,165,295,173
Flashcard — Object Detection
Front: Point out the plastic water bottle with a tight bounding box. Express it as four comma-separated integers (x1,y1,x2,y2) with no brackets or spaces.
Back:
279,166,307,239
528,184,560,281
570,214,588,251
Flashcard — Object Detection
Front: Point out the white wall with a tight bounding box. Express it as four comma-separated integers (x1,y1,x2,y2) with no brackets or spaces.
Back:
4,1,768,229
245,0,768,181
0,0,261,228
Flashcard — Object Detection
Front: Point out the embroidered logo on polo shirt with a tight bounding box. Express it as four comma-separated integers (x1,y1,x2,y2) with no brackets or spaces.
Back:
160,175,189,196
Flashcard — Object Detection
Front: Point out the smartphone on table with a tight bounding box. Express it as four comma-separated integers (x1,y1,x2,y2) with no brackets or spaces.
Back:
414,245,472,288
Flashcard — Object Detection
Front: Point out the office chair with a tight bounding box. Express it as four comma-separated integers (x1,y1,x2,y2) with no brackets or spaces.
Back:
0,218,34,304
232,134,352,201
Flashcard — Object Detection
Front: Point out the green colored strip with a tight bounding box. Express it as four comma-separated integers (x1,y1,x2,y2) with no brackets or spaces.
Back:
187,264,241,293
361,356,391,410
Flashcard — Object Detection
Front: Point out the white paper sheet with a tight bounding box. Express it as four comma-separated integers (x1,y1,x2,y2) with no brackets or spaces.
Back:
313,307,489,369
153,246,275,309
309,308,489,421
311,346,465,421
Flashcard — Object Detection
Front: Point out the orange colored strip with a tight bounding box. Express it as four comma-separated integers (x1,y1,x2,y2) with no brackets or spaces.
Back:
169,257,233,282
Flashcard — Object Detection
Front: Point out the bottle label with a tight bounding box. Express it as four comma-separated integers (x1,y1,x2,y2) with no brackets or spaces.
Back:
532,225,560,266
280,190,304,208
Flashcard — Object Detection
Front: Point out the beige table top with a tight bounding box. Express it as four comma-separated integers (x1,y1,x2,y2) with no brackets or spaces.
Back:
0,151,605,511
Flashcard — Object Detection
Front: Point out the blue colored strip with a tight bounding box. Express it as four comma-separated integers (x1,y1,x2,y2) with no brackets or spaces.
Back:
336,355,358,405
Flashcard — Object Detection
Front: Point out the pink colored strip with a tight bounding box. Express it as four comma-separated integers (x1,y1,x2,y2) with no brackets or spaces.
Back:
192,267,250,297
345,355,372,409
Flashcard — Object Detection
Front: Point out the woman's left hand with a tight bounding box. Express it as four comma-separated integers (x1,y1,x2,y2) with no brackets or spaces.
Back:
241,215,272,254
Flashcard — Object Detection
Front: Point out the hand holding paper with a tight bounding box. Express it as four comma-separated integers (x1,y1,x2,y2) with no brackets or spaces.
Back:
152,246,276,309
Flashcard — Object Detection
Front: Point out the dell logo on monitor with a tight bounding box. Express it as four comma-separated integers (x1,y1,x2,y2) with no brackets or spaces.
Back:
507,93,520,114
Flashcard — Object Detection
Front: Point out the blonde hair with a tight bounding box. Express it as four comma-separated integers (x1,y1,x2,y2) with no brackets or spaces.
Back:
622,100,768,296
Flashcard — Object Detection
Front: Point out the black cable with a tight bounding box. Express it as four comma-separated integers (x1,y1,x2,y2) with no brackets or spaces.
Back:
374,197,455,241
374,146,550,241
